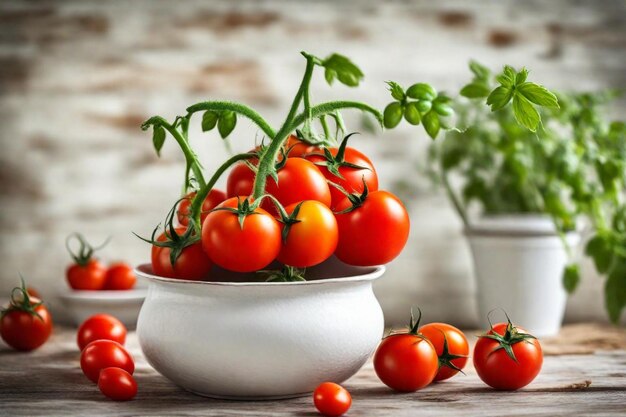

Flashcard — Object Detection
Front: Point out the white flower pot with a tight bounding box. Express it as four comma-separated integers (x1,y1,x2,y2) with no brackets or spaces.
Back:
467,215,580,337
134,258,385,399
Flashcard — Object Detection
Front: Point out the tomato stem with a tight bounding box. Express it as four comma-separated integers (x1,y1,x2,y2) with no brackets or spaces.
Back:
186,101,276,139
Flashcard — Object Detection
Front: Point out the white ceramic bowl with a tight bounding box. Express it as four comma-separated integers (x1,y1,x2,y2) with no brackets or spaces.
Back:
59,288,147,329
135,258,385,399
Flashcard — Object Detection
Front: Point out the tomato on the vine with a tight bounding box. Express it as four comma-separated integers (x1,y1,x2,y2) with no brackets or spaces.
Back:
227,157,331,215
334,189,409,266
77,314,127,351
1,281,52,351
80,339,135,383
278,200,338,268
104,263,136,290
65,233,108,290
202,197,281,272
98,367,138,401
151,228,212,280
474,320,543,390
313,382,351,417
419,322,469,381
305,134,378,209
373,310,438,392
177,189,227,226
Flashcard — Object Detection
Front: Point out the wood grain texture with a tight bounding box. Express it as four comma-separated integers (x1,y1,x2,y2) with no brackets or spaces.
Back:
1,326,625,416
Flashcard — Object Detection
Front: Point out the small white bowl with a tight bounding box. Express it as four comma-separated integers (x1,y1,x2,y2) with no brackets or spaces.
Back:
59,287,147,329
135,258,385,399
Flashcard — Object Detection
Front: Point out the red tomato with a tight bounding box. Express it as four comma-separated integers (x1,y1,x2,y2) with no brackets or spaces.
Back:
227,157,331,215
419,323,469,381
474,322,543,390
67,259,107,290
151,228,212,280
104,263,136,290
313,382,351,417
80,340,134,383
334,190,410,266
373,332,439,392
306,147,378,209
26,287,41,299
285,135,320,158
98,367,138,401
77,314,127,351
202,197,281,272
177,189,227,226
1,296,52,351
278,201,338,268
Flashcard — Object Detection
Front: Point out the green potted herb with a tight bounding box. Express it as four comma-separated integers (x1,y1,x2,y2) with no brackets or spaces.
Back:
428,62,626,335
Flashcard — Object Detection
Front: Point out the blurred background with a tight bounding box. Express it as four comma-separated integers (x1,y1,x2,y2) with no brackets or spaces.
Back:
1,0,625,326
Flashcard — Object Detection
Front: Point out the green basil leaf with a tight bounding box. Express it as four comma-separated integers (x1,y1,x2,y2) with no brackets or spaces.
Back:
469,60,490,81
324,68,336,85
585,234,614,274
518,82,560,108
217,111,237,138
404,102,421,125
512,94,541,131
383,102,403,129
496,66,516,87
423,111,440,139
515,68,529,85
152,126,166,156
460,82,491,99
433,102,454,117
605,260,626,324
201,111,219,132
323,54,363,87
406,83,437,101
386,81,405,101
486,86,513,111
563,264,581,293
416,100,432,114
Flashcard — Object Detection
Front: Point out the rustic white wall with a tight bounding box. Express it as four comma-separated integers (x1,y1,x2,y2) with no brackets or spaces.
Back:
1,0,625,326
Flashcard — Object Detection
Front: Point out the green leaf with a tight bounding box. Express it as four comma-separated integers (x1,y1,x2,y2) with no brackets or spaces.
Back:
433,102,454,117
515,68,529,85
404,102,421,125
324,68,336,85
386,81,405,101
152,126,166,156
585,235,614,274
383,102,403,129
563,264,581,293
605,260,626,324
323,54,364,87
469,60,490,81
423,111,440,139
518,83,560,108
201,111,219,132
496,65,516,87
460,82,491,99
217,111,237,138
416,100,432,114
406,83,437,101
512,94,541,131
486,86,513,111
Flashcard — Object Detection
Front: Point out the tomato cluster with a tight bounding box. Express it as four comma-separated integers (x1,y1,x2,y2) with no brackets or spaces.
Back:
151,134,410,280
77,314,138,401
65,233,136,291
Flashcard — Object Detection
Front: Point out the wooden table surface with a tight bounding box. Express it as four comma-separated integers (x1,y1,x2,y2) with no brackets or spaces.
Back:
1,325,625,417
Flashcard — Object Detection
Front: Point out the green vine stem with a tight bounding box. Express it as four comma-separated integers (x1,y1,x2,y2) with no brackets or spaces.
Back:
186,101,276,139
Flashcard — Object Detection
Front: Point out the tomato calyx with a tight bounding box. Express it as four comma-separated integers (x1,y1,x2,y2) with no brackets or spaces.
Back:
333,178,369,215
480,312,538,362
258,265,306,282
1,278,44,321
210,196,264,230
437,331,468,374
66,233,110,267
311,132,369,180
135,199,201,267
386,307,429,342
276,201,304,243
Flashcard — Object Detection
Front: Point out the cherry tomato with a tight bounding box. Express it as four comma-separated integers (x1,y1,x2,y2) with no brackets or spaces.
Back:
151,228,212,280
177,189,227,226
80,340,135,383
104,263,136,290
419,323,469,381
306,147,378,209
1,296,52,351
26,287,41,298
227,157,331,215
334,190,410,266
278,201,338,268
98,367,138,401
67,259,107,290
285,135,320,158
474,322,543,390
373,332,438,392
313,382,351,417
202,197,281,272
77,314,127,351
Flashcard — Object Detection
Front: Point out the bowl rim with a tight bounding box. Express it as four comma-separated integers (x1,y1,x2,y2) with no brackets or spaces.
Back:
134,263,386,287
58,288,148,302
